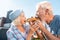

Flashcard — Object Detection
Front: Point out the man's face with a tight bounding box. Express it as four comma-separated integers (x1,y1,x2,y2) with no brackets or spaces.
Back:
36,7,46,21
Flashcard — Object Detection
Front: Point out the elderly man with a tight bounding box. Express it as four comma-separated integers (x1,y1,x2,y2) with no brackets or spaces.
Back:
35,1,60,40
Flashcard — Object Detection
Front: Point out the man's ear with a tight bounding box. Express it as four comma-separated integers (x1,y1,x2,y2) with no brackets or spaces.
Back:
45,9,49,15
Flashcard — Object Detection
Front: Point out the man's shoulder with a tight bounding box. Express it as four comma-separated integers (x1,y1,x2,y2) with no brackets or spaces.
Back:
49,15,60,25
54,15,60,28
54,15,60,21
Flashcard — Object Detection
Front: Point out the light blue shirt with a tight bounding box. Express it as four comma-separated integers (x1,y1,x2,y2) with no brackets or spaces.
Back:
6,23,30,40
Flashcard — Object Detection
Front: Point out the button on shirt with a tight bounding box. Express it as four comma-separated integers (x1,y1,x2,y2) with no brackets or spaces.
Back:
6,23,30,40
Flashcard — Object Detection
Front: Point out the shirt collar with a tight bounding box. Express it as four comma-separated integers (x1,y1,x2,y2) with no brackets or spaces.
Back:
11,22,18,30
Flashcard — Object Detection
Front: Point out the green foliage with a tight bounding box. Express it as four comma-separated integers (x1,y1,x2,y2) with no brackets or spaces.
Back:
32,38,40,40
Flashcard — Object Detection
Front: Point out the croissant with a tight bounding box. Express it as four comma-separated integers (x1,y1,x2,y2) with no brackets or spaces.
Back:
27,17,40,22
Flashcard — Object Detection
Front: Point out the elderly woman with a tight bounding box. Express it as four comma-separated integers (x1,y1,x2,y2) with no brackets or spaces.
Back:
6,10,30,40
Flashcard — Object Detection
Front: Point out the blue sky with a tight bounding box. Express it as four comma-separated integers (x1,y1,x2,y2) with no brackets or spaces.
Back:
0,0,60,18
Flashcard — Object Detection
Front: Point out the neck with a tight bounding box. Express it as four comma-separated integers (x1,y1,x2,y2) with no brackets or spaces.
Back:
15,23,25,33
13,19,25,33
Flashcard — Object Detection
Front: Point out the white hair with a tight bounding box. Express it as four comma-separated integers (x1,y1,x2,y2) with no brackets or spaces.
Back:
36,1,53,11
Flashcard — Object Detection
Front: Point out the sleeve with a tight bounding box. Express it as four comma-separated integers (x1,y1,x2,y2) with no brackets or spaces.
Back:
57,16,60,35
6,31,25,40
57,29,60,38
57,29,60,35
58,16,60,26
6,31,16,40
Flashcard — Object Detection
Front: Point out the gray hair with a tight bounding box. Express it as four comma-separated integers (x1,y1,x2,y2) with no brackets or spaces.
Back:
36,1,53,11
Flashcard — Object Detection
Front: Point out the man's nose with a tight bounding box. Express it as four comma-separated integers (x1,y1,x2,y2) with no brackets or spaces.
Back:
36,12,39,16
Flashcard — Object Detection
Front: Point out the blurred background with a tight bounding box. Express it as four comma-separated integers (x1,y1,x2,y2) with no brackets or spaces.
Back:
0,0,60,18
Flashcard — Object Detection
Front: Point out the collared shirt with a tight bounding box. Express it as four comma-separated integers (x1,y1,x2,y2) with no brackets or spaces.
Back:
42,18,60,40
41,15,60,35
43,15,60,40
49,15,60,35
6,22,30,40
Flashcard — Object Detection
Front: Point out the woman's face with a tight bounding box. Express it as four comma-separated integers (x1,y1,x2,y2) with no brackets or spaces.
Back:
20,13,26,24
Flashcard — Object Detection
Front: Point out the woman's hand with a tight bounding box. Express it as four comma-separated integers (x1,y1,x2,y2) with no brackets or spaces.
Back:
26,21,39,40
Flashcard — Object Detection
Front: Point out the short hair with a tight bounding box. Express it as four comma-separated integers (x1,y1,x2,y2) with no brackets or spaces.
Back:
36,1,53,11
